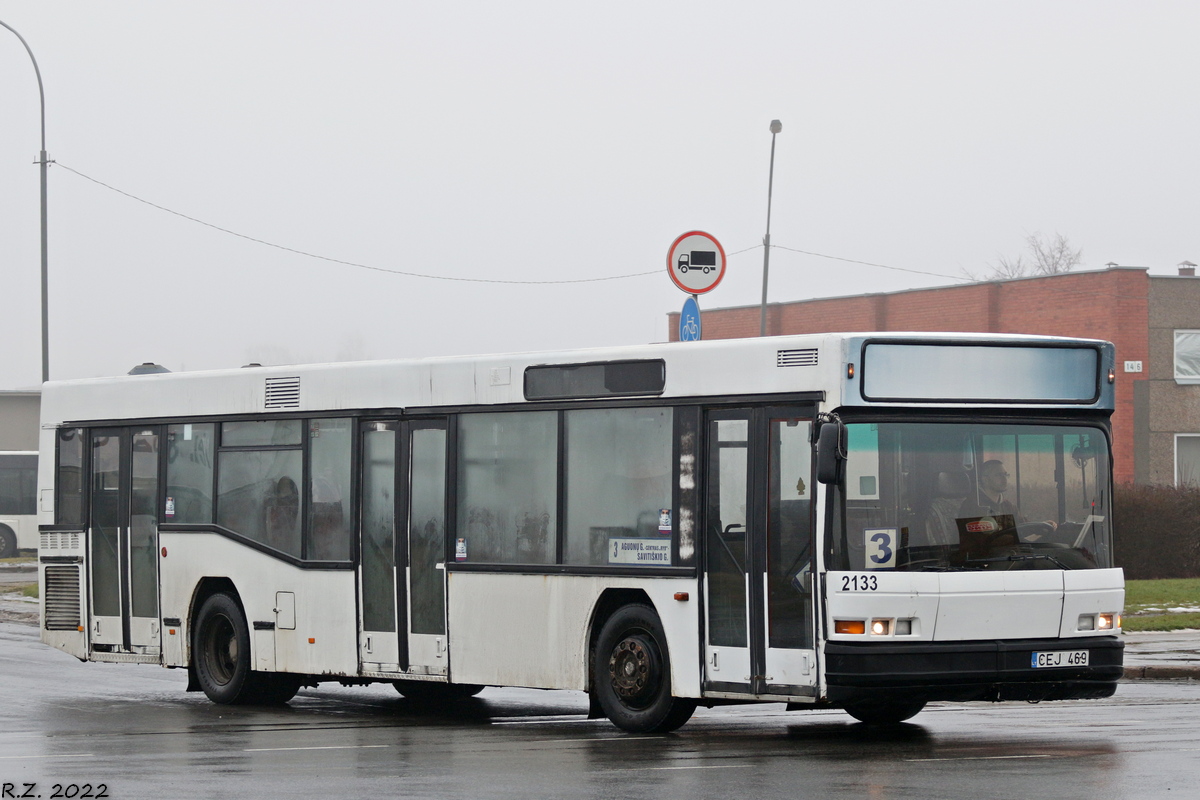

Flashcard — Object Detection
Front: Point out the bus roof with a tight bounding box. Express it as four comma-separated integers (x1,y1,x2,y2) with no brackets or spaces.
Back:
39,332,1115,425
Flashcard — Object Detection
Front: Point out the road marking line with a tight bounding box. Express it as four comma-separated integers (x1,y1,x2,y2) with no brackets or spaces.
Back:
0,754,95,760
244,745,391,752
608,764,755,772
905,755,1054,762
535,736,659,744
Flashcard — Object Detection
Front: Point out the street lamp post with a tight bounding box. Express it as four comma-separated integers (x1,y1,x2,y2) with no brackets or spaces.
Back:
759,119,781,337
1,20,50,383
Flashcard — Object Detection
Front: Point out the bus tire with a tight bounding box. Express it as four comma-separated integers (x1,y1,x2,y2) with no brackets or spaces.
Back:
193,592,254,704
0,525,16,559
844,699,926,725
393,680,484,702
247,672,302,705
593,603,696,733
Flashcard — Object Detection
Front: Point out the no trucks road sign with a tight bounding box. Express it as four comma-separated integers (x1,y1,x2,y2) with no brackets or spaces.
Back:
667,231,726,294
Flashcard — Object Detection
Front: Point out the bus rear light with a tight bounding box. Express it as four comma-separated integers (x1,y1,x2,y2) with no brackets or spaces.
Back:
835,620,865,635
870,619,891,636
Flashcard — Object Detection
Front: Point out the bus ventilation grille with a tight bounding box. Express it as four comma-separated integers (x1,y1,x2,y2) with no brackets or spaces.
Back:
44,565,81,631
41,531,82,551
264,377,301,409
776,348,819,367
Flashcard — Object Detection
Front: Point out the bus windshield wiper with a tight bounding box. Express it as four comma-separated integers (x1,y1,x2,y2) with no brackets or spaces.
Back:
961,554,1072,570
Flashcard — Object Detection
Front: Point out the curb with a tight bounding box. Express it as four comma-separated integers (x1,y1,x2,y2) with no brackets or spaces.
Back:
1123,665,1200,680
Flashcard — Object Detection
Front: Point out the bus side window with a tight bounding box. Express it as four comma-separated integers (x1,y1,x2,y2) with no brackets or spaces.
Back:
56,428,85,527
308,419,352,561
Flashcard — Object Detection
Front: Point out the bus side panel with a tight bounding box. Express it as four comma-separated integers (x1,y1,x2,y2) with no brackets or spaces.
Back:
159,532,357,677
447,573,701,697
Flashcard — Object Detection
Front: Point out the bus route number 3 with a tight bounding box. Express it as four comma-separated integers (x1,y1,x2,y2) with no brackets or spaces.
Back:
864,527,897,570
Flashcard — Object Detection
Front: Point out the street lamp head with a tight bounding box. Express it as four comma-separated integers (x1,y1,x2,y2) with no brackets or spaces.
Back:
769,119,782,134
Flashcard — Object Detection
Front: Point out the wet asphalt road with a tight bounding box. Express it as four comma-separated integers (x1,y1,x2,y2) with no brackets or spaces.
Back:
2,621,1198,800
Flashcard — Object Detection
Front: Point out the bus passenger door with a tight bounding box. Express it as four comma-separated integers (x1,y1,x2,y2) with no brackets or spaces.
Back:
88,427,162,653
359,421,401,671
703,408,816,697
402,421,449,676
357,419,450,677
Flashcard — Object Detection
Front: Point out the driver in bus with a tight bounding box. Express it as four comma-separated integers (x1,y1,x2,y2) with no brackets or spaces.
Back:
963,460,1020,518
959,460,1057,531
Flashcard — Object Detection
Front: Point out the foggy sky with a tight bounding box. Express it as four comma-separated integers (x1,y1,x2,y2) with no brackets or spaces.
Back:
2,1,1198,389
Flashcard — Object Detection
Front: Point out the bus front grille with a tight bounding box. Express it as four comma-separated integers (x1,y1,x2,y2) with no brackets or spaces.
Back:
43,565,81,631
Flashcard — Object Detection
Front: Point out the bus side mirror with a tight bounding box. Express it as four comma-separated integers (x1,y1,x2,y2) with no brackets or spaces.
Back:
816,421,844,485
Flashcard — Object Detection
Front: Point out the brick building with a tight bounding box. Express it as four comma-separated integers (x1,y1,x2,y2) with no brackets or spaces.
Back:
669,265,1200,486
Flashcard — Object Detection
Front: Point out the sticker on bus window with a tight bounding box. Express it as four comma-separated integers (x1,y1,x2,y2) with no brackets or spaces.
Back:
455,538,467,562
165,496,175,518
609,538,671,565
658,509,672,535
864,528,897,570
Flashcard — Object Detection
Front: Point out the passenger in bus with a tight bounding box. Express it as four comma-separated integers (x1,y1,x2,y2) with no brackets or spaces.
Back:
265,475,301,554
922,470,971,546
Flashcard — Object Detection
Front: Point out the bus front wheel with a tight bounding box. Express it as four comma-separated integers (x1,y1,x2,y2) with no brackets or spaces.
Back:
593,604,696,733
843,699,926,725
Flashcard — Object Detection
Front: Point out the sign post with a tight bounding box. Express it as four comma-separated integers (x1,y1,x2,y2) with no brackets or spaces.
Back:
666,231,726,295
667,231,724,344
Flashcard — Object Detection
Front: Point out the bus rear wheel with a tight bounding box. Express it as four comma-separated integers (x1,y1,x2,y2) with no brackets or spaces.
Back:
843,699,926,725
593,604,696,733
194,591,299,705
194,592,253,704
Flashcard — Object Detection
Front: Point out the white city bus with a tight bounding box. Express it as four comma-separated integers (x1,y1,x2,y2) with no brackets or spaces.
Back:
1,451,39,557
37,332,1124,731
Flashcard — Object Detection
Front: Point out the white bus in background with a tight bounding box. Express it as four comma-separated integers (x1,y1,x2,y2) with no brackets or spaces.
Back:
1,451,38,557
37,333,1125,731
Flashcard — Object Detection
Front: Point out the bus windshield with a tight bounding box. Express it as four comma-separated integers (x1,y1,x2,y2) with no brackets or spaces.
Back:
831,421,1112,572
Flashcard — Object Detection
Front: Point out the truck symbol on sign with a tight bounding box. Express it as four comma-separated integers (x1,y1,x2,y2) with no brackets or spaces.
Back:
677,250,717,274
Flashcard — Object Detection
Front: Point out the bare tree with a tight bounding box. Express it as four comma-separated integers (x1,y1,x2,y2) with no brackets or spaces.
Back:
968,232,1084,280
1026,231,1083,275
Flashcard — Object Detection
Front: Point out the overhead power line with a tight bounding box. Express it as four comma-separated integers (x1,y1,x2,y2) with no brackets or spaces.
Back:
55,161,966,286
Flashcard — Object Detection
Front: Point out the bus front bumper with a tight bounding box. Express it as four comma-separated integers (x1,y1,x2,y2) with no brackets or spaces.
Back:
824,635,1124,704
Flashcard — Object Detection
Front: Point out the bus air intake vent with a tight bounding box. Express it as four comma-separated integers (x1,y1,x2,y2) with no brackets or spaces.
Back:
40,531,82,551
777,348,819,367
264,377,301,409
44,565,81,631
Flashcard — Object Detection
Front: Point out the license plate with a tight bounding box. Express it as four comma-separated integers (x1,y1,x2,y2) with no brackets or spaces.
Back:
1031,650,1089,668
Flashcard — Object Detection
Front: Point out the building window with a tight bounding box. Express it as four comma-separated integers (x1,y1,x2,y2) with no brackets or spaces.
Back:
1175,330,1200,383
1177,435,1200,488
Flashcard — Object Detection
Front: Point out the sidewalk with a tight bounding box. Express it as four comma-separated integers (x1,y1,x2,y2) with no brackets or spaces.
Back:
1120,629,1200,680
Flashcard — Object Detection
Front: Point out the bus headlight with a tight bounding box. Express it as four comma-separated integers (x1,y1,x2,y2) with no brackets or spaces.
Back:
1077,614,1096,631
1098,613,1118,631
870,619,891,636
